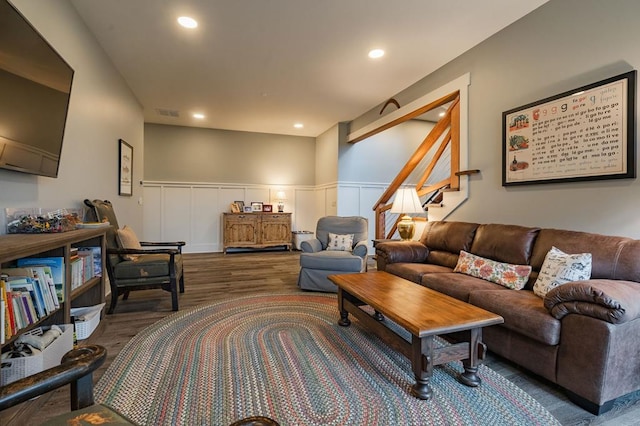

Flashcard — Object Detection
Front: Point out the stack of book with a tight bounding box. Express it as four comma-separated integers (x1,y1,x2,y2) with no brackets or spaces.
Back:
1,262,62,342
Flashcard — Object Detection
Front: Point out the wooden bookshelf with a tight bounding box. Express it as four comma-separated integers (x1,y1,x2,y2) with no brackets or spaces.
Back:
0,228,106,349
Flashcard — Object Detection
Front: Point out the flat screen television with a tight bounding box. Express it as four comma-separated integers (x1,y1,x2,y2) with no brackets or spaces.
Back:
0,0,74,178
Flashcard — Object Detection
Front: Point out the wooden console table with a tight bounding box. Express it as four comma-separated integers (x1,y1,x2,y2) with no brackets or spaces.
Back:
223,212,292,253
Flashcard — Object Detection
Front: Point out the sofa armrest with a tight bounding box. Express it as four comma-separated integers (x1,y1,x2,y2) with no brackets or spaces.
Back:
300,238,322,253
375,241,429,271
544,279,640,324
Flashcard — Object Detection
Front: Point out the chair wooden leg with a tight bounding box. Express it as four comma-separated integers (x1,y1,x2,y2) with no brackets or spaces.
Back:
171,279,179,311
122,290,130,300
107,291,119,314
179,274,185,293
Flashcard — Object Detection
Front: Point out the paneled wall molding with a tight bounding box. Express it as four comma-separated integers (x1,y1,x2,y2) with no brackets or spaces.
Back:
142,180,392,254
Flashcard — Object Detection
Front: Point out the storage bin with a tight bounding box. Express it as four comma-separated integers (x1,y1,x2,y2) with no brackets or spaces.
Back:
0,324,73,385
70,303,105,340
292,231,314,250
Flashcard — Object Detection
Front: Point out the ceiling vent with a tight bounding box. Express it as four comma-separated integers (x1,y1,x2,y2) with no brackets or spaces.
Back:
155,108,180,118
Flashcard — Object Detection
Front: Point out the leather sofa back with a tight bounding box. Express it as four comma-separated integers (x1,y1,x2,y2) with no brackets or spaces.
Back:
420,221,479,269
470,224,540,265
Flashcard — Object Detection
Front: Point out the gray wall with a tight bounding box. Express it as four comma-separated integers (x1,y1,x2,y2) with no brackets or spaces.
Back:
0,0,144,234
350,0,640,238
144,124,315,185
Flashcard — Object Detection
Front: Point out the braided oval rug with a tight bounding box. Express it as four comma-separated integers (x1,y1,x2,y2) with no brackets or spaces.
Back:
95,293,560,426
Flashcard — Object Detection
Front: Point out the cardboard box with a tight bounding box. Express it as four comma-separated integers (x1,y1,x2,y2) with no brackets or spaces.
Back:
0,324,73,385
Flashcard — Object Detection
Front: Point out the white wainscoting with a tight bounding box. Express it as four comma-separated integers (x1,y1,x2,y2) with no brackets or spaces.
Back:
142,181,391,254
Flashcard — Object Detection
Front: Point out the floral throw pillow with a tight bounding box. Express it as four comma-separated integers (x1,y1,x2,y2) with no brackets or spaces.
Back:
533,246,592,298
327,233,354,251
453,250,532,290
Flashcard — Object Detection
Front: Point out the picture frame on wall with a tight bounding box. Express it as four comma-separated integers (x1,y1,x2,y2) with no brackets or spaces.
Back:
118,139,133,196
502,70,636,186
251,202,263,212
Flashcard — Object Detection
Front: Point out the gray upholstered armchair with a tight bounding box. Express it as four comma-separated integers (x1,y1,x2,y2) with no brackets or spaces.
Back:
297,216,368,292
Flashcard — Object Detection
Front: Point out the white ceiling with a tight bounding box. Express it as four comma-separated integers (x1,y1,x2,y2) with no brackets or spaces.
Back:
70,0,548,137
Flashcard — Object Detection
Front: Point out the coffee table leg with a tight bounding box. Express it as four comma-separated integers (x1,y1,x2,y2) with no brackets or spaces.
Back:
337,288,351,327
373,310,384,321
459,328,482,387
411,335,433,400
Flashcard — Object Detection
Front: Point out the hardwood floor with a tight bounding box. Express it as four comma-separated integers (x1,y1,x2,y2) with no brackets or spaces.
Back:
2,251,639,425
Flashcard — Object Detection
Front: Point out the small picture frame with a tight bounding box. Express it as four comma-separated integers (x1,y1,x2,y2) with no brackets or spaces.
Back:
262,204,273,212
230,202,241,213
243,206,252,213
251,202,263,212
234,201,245,211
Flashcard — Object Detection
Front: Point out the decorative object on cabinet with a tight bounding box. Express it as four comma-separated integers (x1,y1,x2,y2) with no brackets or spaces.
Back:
390,188,424,241
223,212,292,253
251,202,263,212
83,199,185,314
243,206,252,213
118,139,133,196
262,204,273,212
276,191,286,213
234,201,245,211
230,202,241,213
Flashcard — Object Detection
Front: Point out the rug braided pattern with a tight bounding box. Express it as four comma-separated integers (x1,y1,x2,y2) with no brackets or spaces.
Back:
95,293,560,426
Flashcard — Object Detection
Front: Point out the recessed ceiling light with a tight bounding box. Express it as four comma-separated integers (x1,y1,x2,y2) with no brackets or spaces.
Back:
193,113,205,119
368,49,385,59
293,123,304,129
178,16,198,29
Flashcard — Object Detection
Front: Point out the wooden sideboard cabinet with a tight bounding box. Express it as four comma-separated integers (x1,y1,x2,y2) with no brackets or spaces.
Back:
223,212,292,253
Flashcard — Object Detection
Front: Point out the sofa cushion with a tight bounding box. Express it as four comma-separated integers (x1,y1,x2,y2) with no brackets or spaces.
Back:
420,221,479,268
469,289,561,346
454,251,532,290
533,246,592,297
385,262,453,285
326,233,354,251
470,224,540,265
300,251,363,272
421,272,509,302
530,228,629,279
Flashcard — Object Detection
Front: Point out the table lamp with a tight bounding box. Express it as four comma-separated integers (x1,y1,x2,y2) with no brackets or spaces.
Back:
276,191,286,213
390,188,423,241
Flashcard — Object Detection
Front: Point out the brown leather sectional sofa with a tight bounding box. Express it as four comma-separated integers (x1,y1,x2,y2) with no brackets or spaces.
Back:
375,220,640,415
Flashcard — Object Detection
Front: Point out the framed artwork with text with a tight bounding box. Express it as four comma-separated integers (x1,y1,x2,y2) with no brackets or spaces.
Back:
502,71,636,186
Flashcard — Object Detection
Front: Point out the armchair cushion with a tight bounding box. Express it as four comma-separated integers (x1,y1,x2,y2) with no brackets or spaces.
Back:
300,251,364,272
327,233,354,251
116,225,142,260
114,253,183,280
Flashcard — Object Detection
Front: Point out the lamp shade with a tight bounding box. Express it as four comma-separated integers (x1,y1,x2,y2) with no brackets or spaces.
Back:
390,188,423,214
276,191,286,200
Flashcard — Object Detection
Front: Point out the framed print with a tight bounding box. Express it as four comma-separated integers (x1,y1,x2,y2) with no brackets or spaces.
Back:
243,206,252,213
119,139,133,196
230,202,241,213
502,71,636,186
234,201,245,211
262,204,273,212
251,202,263,212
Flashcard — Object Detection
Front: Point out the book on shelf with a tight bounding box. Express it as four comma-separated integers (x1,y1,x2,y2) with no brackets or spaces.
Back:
16,257,65,303
76,247,102,277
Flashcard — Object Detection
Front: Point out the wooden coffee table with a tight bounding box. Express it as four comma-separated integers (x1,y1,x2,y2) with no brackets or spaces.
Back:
328,271,504,400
